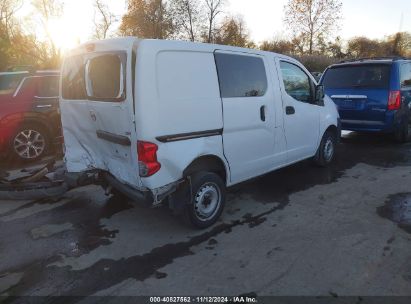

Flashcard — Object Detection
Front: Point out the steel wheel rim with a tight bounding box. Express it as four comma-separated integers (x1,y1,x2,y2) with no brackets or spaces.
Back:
323,138,334,162
13,129,45,159
194,182,221,221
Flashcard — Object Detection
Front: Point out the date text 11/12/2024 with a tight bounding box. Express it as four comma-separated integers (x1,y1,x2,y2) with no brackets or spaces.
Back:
149,296,258,303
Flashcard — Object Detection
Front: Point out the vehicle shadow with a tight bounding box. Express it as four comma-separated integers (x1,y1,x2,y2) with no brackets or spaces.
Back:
228,131,411,205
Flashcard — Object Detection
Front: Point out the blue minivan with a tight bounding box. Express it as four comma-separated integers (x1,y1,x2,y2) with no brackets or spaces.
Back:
320,58,411,142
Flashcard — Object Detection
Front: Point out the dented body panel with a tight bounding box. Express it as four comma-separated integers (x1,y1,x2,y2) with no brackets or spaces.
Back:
60,37,339,204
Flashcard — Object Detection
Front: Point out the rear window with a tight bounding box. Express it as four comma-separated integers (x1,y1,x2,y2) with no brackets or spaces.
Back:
62,55,87,100
322,64,391,89
215,53,267,98
87,54,124,100
62,52,126,101
0,73,26,95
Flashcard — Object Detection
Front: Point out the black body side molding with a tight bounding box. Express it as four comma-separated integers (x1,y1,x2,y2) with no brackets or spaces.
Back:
96,130,131,146
156,129,223,143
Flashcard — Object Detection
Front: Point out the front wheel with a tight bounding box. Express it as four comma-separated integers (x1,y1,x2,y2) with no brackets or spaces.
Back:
181,171,226,229
314,130,337,167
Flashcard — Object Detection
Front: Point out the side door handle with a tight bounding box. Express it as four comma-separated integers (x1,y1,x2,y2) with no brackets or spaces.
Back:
260,106,266,121
286,106,295,115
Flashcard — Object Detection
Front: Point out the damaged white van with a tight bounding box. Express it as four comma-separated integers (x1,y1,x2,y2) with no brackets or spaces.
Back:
60,37,340,228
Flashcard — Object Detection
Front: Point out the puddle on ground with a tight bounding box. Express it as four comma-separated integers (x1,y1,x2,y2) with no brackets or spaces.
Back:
377,193,411,234
4,201,287,297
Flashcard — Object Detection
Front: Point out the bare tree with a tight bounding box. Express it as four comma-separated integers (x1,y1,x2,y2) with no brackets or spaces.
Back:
284,0,342,54
170,0,204,41
204,0,224,43
120,0,175,39
0,0,23,38
93,0,116,39
32,0,63,62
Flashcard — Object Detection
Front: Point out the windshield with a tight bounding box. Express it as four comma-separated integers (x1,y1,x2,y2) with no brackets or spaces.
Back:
322,64,391,89
0,73,26,95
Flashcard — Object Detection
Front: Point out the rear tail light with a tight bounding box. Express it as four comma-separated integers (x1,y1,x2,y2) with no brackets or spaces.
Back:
137,141,161,177
388,91,401,110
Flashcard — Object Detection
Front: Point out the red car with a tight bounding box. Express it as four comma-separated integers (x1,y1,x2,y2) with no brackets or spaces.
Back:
0,70,62,162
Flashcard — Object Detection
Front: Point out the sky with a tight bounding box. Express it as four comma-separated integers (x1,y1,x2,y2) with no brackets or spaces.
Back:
228,0,410,42
17,0,411,50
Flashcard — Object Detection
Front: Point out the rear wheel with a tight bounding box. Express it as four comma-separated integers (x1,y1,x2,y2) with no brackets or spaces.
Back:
181,171,226,229
10,124,49,162
314,130,337,167
394,120,410,143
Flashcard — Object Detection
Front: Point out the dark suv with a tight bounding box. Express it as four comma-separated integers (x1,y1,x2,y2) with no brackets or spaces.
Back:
0,70,62,162
320,57,411,142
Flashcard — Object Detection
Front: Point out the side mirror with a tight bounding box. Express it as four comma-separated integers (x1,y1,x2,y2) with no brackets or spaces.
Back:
315,85,325,105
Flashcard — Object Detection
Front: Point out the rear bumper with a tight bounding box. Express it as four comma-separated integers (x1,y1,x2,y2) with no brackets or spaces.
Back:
103,173,153,205
340,110,405,133
341,119,390,132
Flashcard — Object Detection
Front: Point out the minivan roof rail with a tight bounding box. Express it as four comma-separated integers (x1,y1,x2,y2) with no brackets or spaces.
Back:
7,65,35,73
338,56,409,64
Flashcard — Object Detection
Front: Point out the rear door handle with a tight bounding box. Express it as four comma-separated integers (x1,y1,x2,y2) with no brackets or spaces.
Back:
260,106,266,121
286,106,295,115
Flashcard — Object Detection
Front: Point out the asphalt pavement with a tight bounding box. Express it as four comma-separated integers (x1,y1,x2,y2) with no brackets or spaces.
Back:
1,132,411,302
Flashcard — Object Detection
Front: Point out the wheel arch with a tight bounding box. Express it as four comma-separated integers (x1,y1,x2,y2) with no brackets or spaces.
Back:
1,113,53,137
324,124,339,138
183,154,229,185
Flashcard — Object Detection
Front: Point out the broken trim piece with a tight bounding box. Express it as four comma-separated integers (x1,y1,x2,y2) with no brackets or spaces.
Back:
96,130,131,146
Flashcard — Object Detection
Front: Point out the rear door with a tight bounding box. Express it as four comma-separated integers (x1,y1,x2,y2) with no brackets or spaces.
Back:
60,44,140,187
33,75,60,111
215,51,278,183
322,64,391,125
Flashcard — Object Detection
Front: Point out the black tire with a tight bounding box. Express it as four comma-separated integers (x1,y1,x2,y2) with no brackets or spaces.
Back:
181,171,226,229
9,123,50,162
314,130,337,167
394,120,410,143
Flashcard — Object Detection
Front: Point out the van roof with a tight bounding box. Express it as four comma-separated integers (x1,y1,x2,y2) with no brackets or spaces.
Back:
68,37,299,64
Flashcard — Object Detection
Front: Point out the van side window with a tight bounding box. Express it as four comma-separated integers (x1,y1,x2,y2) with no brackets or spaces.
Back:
215,53,267,98
86,54,125,101
400,63,411,88
62,55,87,100
37,76,59,98
280,61,312,103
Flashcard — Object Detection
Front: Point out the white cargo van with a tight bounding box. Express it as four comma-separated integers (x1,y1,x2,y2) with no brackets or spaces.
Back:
60,37,340,228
